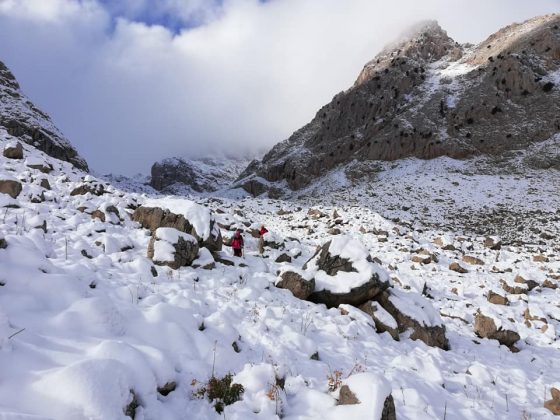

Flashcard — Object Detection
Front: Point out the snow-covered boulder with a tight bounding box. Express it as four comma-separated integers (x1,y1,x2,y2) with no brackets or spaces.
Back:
70,181,106,196
276,270,315,300
0,173,22,198
372,289,449,350
474,311,520,350
303,237,390,308
147,228,200,269
133,198,222,252
3,141,23,159
359,301,399,340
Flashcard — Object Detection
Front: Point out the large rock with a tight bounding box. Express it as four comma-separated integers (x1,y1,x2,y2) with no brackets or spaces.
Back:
70,182,106,196
133,202,222,252
336,373,396,420
3,142,23,159
474,312,520,349
545,387,560,415
147,228,200,269
238,15,560,194
0,179,22,198
304,238,390,308
276,271,315,300
374,290,449,350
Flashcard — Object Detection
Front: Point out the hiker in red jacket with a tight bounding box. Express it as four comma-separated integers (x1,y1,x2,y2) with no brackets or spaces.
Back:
258,225,268,255
231,229,244,257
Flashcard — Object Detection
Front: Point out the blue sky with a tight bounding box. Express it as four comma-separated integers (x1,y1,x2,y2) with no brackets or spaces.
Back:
0,0,558,174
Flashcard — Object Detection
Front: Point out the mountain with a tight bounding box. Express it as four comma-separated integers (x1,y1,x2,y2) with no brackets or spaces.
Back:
0,60,88,171
150,155,253,194
237,15,560,196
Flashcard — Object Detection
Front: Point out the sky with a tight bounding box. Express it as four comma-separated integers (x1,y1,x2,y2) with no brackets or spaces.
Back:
0,0,558,174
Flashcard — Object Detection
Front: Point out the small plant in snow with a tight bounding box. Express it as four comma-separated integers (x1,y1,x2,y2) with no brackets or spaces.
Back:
327,369,343,392
192,374,244,414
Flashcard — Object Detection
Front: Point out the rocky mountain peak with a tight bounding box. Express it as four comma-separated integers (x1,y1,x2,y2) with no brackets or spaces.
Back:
237,14,560,196
0,60,88,171
355,20,463,87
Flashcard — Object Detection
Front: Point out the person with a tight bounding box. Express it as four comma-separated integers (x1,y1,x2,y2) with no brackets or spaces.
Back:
231,229,244,257
258,225,268,255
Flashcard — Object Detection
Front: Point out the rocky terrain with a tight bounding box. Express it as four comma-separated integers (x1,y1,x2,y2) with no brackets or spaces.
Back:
237,14,560,193
150,156,252,194
0,60,88,171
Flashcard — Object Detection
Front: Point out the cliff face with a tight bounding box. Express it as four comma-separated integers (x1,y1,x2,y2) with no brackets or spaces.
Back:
0,61,88,171
238,15,560,195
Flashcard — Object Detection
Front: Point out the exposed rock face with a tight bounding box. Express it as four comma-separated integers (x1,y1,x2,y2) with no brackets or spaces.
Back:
474,312,520,349
150,156,252,194
276,271,315,299
0,179,22,198
238,15,560,195
0,61,88,171
132,206,223,252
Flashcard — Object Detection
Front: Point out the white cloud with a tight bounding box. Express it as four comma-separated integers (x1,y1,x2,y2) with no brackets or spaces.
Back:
0,0,558,174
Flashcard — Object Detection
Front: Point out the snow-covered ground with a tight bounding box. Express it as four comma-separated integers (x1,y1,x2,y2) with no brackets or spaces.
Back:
1,128,560,419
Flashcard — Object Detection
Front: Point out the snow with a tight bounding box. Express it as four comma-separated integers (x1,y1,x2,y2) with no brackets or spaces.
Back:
0,131,559,419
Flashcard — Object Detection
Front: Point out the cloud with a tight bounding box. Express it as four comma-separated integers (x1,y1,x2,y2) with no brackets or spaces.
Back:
0,0,558,174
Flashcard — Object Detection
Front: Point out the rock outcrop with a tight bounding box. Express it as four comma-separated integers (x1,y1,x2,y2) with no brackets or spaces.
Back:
0,60,88,171
237,15,560,195
147,228,200,269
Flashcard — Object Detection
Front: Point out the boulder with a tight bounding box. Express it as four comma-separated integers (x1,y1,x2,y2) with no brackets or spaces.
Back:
3,142,23,159
483,237,502,250
0,236,6,249
91,210,106,222
449,262,468,273
374,290,449,350
545,387,560,415
275,253,292,263
304,238,389,308
336,373,396,420
462,255,485,265
70,182,106,196
474,312,520,349
533,255,549,263
39,178,51,190
487,291,508,305
411,255,432,264
276,271,315,300
359,301,399,340
133,204,222,252
338,385,360,405
147,228,200,269
0,179,22,198
307,208,326,219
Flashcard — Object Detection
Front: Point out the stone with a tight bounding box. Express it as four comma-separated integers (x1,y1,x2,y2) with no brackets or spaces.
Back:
133,206,222,252
533,255,549,263
483,237,502,250
449,262,468,273
542,279,558,289
411,255,432,264
359,301,399,340
275,253,292,263
307,208,326,219
474,312,520,349
39,178,51,190
381,395,397,420
3,142,23,159
0,179,22,198
462,255,485,265
328,227,341,235
157,382,177,396
70,183,106,196
545,387,560,415
147,229,200,269
338,385,360,405
487,291,508,305
91,210,106,222
27,162,52,173
0,237,6,249
500,279,529,295
374,291,449,350
276,271,315,300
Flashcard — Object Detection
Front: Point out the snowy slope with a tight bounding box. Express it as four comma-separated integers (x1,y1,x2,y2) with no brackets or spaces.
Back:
1,128,560,419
